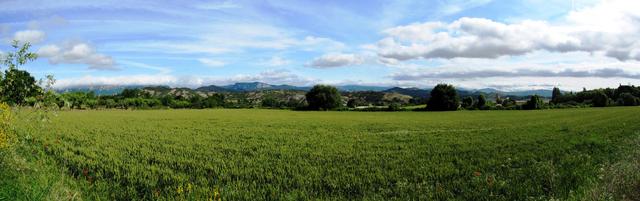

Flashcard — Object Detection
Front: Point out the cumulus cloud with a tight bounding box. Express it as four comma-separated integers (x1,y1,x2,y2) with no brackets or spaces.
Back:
377,0,640,61
308,53,364,68
37,42,117,70
198,58,226,67
13,30,46,44
391,68,640,81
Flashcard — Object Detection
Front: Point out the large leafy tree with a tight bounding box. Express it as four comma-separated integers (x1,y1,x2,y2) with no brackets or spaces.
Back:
305,85,342,110
426,84,460,111
1,40,41,105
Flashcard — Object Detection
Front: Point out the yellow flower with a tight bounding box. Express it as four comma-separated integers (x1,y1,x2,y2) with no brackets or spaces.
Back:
177,186,183,194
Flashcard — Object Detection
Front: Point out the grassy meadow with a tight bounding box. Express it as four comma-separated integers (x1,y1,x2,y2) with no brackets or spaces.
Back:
2,107,640,200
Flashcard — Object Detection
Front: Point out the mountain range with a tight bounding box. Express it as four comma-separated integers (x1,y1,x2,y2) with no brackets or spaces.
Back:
57,82,554,98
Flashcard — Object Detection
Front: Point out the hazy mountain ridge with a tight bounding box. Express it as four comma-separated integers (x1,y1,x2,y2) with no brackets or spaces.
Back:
58,82,554,98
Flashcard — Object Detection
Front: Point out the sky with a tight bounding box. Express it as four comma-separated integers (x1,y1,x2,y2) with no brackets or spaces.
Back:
1,0,639,91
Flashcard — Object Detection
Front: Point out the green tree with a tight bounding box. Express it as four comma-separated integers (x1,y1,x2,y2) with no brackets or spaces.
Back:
461,96,474,109
305,85,342,110
347,99,358,108
476,94,487,109
619,93,638,106
0,40,41,105
523,95,543,110
592,91,609,107
0,69,40,105
426,84,460,111
261,97,280,108
551,87,562,104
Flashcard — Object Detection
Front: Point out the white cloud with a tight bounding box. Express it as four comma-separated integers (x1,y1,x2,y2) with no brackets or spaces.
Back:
198,58,226,68
385,51,640,91
391,68,640,80
308,53,364,68
54,70,316,88
377,0,640,61
37,42,117,70
13,30,46,44
262,56,291,67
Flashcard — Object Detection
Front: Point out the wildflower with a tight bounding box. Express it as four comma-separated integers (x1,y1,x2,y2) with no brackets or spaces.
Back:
177,186,183,194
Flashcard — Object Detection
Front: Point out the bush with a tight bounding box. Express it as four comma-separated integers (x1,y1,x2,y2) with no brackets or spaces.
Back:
305,85,342,110
427,84,460,111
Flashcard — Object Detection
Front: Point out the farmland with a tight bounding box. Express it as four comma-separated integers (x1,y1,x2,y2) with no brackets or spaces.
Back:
3,107,640,200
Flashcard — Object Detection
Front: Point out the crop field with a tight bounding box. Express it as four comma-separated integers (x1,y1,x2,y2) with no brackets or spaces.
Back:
6,107,640,200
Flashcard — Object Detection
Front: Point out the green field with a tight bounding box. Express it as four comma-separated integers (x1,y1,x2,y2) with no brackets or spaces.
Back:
3,108,640,200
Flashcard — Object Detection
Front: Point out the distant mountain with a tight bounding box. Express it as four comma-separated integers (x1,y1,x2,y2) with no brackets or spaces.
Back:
195,85,234,92
196,82,387,92
503,90,553,97
384,87,430,99
57,83,555,98
469,88,553,98
223,82,273,91
213,82,309,92
337,85,390,92
56,85,145,95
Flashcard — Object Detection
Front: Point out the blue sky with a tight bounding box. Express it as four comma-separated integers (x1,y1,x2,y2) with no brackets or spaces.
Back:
1,0,639,91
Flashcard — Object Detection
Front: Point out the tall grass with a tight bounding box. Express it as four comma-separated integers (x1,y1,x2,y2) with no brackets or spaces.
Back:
3,107,640,200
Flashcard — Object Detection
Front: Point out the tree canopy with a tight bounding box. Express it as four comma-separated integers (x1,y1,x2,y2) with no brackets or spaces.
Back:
0,41,41,105
305,85,342,110
427,84,460,111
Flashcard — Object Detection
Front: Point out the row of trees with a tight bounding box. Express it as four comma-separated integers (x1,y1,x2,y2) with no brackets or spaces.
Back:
551,85,640,107
52,89,226,109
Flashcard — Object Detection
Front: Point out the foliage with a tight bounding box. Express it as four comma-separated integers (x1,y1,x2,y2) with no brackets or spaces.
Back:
523,95,544,110
592,91,609,107
476,94,487,109
461,96,474,109
0,103,11,151
8,107,640,200
618,93,638,106
305,85,342,110
1,40,38,71
551,87,561,104
0,68,41,105
426,84,460,111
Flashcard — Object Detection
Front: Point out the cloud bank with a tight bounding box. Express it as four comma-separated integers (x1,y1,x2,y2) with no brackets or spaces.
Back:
377,0,640,62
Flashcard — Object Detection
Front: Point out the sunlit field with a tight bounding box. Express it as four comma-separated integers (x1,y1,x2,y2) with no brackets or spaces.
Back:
3,107,638,200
